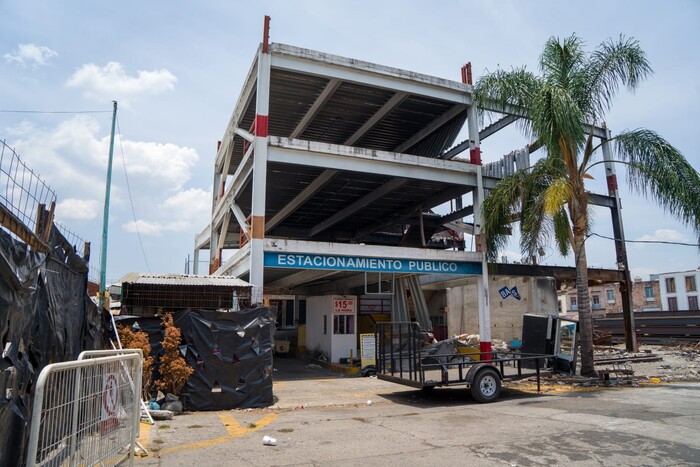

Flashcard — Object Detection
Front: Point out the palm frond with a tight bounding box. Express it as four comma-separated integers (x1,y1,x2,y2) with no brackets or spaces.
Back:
585,35,652,120
519,160,563,260
540,34,586,88
543,178,571,215
481,172,525,262
530,83,586,165
614,129,700,237
553,207,572,256
473,68,540,136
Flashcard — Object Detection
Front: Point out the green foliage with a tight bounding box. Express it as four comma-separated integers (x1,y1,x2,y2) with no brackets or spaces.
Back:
474,33,700,375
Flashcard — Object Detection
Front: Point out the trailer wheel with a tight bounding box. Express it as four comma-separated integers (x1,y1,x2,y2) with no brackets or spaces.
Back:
470,368,501,403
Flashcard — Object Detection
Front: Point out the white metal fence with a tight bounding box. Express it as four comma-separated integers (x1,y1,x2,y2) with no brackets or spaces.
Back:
26,350,143,466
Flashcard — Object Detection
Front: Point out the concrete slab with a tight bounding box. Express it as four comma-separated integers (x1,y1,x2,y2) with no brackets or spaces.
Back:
135,370,700,466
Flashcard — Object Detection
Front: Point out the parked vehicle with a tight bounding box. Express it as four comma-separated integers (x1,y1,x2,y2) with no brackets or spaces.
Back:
374,315,578,403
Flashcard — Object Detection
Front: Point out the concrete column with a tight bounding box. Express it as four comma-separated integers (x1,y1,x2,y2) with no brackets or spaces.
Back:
193,247,200,275
467,104,492,358
249,47,271,304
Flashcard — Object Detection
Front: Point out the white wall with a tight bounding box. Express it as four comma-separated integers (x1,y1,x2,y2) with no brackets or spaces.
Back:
659,270,700,311
445,276,557,342
305,295,357,363
306,296,332,358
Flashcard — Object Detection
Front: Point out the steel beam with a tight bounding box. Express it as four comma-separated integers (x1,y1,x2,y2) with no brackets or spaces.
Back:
216,52,259,171
270,45,472,105
345,92,408,146
354,185,473,240
439,205,474,224
601,126,637,351
394,104,467,154
266,169,338,232
290,79,341,139
479,115,519,141
267,138,479,186
493,263,625,283
309,178,409,237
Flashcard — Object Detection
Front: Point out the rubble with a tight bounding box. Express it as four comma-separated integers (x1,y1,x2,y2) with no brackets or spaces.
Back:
504,343,700,393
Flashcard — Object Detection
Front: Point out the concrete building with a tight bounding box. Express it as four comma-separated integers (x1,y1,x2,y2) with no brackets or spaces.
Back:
558,274,669,318
659,269,700,311
631,275,662,312
193,18,632,362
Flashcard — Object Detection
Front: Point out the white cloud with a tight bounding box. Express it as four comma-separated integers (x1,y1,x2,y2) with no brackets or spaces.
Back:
65,62,177,104
120,140,198,191
636,229,687,243
122,188,212,236
4,43,57,68
123,219,165,236
7,116,198,199
56,198,100,221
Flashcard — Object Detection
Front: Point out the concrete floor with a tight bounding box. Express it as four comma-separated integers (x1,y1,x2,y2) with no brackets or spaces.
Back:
136,358,700,466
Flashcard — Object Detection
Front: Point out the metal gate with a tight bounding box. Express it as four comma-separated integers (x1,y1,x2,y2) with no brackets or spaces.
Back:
26,351,143,466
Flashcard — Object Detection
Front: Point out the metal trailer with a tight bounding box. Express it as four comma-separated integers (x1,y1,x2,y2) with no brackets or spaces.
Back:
375,317,578,403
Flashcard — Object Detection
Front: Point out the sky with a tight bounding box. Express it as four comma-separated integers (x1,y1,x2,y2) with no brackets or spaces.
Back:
1,0,699,284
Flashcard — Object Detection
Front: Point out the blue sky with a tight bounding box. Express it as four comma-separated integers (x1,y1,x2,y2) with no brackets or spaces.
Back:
1,0,698,283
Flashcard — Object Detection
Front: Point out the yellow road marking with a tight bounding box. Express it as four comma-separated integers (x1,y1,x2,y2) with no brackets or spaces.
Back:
156,412,279,456
136,421,151,452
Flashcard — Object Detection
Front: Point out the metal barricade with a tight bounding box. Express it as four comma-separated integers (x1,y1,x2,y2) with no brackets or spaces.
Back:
26,351,143,466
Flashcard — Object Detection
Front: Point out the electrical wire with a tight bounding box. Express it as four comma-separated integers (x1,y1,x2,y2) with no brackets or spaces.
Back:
589,232,699,247
0,109,111,114
116,117,151,272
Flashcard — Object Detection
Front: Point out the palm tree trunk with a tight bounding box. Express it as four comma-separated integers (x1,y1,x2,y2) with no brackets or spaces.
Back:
574,232,596,376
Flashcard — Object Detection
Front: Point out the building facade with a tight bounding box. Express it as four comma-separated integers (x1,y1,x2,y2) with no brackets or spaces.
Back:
658,269,700,311
558,272,693,317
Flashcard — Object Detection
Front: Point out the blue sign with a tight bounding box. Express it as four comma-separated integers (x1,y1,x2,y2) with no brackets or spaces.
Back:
499,286,521,300
264,252,482,275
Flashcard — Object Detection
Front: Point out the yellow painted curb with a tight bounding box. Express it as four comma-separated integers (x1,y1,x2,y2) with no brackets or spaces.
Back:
155,412,279,456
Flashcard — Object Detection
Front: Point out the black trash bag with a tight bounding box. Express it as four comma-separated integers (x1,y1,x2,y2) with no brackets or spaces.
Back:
359,365,376,377
160,399,183,414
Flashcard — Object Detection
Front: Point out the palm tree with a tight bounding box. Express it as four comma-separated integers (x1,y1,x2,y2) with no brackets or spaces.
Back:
474,34,700,376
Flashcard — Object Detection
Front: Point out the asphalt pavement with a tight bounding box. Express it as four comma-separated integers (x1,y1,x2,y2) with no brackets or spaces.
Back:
135,358,700,466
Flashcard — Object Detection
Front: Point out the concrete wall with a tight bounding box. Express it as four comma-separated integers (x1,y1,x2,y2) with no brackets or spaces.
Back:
445,276,557,342
305,295,357,363
306,296,332,359
659,270,700,311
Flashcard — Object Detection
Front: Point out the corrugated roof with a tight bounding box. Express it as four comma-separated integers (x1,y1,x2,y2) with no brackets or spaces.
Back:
123,273,251,288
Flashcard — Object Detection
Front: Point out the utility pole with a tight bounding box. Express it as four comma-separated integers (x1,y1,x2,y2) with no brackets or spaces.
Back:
99,100,117,310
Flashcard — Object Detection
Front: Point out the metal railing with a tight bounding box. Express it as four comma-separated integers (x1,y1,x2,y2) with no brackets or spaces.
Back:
0,139,56,233
26,351,143,466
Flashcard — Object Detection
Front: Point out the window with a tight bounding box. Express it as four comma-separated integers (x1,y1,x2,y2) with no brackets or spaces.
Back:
570,296,577,310
644,286,655,301
606,289,615,303
689,296,699,311
668,297,678,311
592,295,601,310
666,278,676,293
323,315,327,334
333,315,354,335
685,276,697,292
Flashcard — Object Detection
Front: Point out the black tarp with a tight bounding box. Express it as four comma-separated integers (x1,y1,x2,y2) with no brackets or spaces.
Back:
0,226,103,466
115,307,274,411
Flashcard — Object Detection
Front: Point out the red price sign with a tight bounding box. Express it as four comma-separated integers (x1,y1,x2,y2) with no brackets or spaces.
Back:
333,298,354,314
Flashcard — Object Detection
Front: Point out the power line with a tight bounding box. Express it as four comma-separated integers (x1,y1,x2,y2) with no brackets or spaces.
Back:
590,232,699,247
116,117,152,273
0,109,111,114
